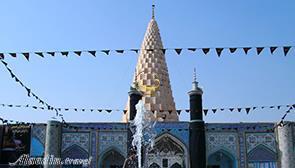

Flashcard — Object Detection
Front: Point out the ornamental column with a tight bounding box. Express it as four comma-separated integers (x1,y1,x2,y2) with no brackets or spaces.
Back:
276,121,295,168
44,120,62,168
188,69,206,168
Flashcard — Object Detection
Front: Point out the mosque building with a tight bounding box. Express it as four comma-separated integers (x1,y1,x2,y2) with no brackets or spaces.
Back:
0,6,294,168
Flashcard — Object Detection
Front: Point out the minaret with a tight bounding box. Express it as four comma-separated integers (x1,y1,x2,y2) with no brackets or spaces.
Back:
188,68,206,168
124,5,178,122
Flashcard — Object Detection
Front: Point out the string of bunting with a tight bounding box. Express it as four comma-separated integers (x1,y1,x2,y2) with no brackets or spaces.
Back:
0,45,293,61
0,102,294,116
0,60,60,116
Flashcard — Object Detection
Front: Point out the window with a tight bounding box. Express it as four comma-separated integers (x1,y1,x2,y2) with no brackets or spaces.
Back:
162,159,168,168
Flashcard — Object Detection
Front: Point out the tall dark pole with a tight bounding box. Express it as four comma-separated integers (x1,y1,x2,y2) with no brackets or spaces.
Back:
127,85,142,154
188,69,206,168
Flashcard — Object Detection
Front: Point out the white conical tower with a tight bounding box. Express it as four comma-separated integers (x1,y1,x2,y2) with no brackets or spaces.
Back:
124,5,178,122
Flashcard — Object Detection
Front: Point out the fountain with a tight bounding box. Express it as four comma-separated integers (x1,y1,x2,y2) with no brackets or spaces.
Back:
130,100,156,168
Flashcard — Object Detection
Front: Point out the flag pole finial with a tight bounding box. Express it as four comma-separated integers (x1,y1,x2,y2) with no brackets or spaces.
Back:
152,4,155,19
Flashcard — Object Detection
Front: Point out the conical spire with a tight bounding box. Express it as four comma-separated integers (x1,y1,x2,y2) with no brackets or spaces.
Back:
124,7,178,122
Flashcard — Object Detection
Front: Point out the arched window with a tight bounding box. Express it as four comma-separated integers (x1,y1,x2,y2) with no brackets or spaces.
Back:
149,163,160,168
147,133,187,168
248,145,277,168
100,149,125,168
170,163,182,168
208,149,236,168
62,145,89,168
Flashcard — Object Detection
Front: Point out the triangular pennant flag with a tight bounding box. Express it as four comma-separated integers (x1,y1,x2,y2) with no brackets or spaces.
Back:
61,52,69,57
47,52,55,56
161,49,166,54
9,53,17,57
176,110,181,115
1,61,8,66
220,108,224,111
283,46,291,56
237,108,242,112
243,47,251,54
245,108,251,114
202,48,210,55
253,107,257,110
212,109,217,113
229,48,237,53
130,49,139,53
203,109,208,116
185,109,190,113
277,105,281,110
0,53,4,59
292,104,295,108
116,50,124,54
175,48,182,55
25,87,31,97
123,110,127,114
168,110,172,114
215,48,223,57
106,110,112,113
270,47,277,54
188,48,196,52
229,108,234,112
98,109,102,112
256,47,264,55
22,53,30,61
270,106,274,109
35,52,44,57
101,50,110,55
88,51,96,57
74,51,82,56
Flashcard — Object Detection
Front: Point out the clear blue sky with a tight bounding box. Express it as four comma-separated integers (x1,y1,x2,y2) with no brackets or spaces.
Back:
0,0,294,123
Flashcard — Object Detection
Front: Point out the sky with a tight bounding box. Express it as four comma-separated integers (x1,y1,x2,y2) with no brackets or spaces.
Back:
0,0,294,123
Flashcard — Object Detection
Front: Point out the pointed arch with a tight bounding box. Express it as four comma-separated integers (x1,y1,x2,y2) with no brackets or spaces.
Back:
248,144,276,161
149,162,160,168
208,149,237,168
98,147,125,168
147,132,188,167
170,162,182,168
62,144,89,159
247,144,277,168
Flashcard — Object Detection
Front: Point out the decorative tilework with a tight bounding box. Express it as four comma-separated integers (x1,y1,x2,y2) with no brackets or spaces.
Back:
206,132,239,157
62,132,90,153
98,131,127,157
31,124,46,145
246,133,276,153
